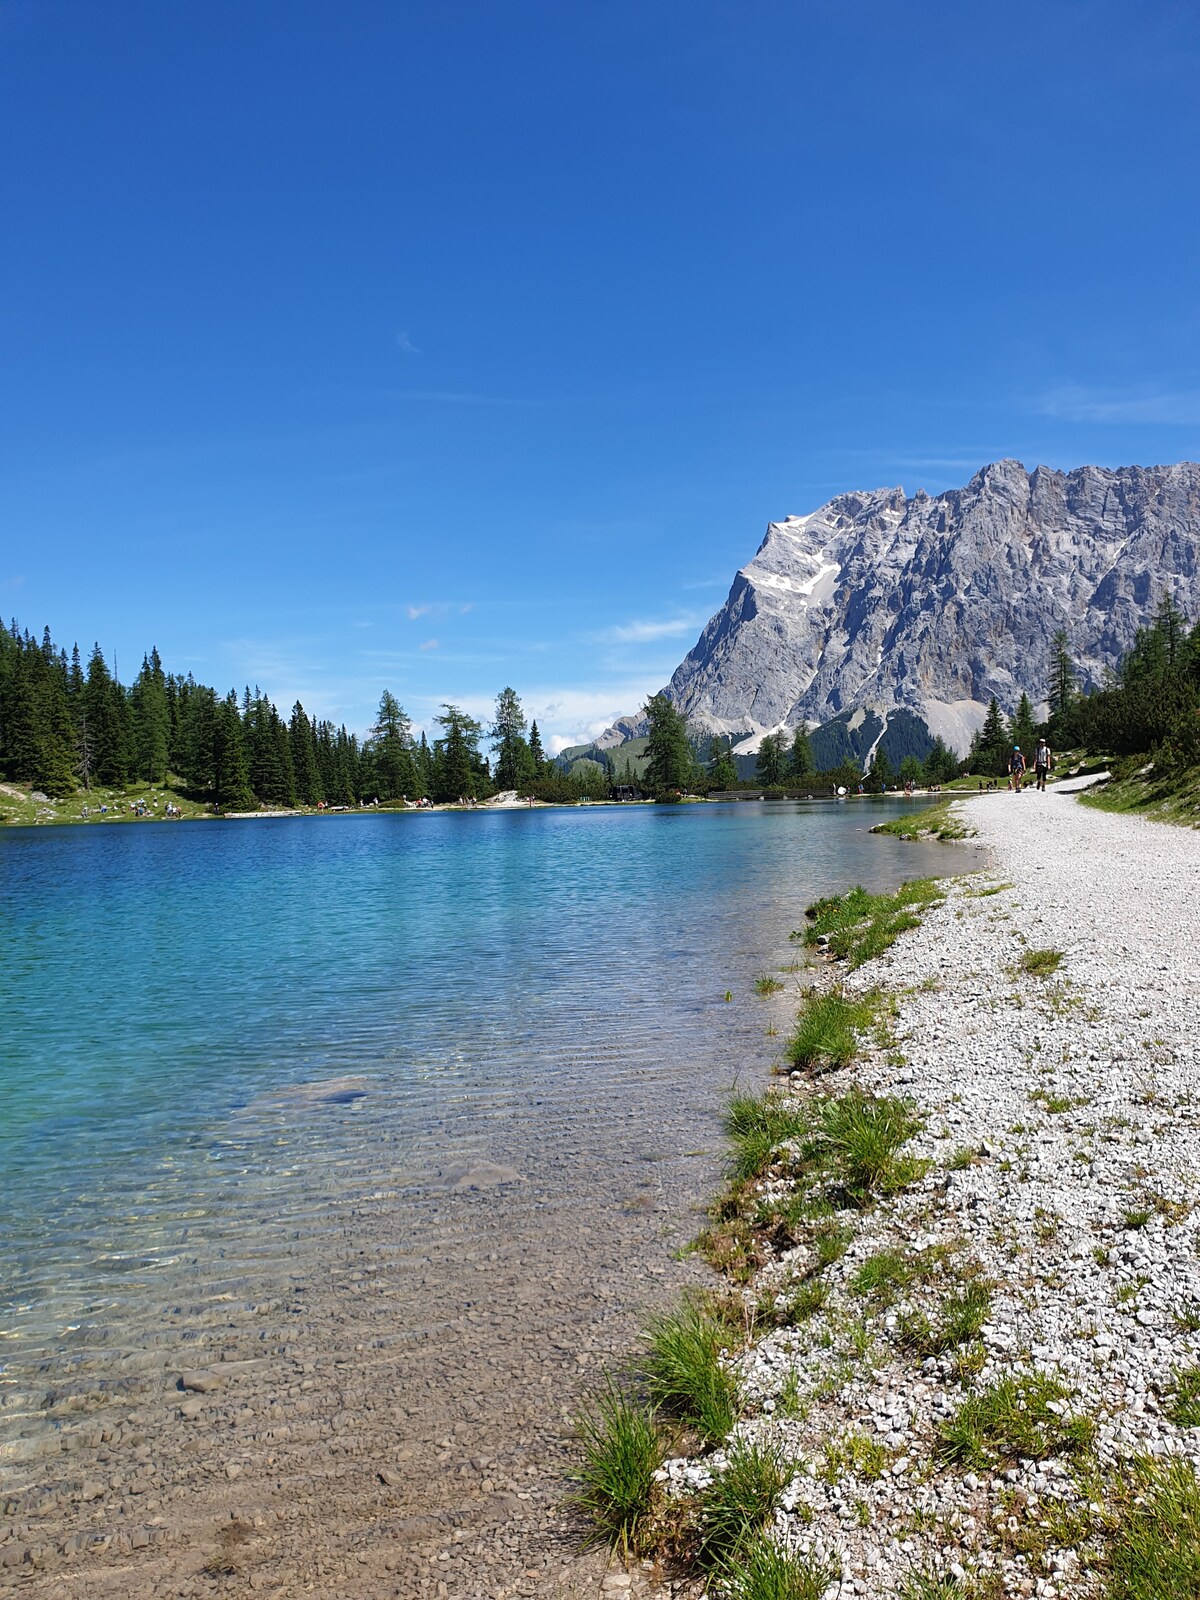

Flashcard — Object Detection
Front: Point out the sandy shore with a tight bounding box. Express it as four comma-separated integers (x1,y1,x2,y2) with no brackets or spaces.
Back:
652,782,1200,1597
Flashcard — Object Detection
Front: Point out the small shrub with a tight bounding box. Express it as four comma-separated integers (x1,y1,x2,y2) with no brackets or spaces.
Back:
644,1298,740,1445
699,1437,791,1565
574,1378,663,1557
721,1534,835,1600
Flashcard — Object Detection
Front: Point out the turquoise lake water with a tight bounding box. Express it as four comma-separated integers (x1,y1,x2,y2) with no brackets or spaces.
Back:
0,800,968,1412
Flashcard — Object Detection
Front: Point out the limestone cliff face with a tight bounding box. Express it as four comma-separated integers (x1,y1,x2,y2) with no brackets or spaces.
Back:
659,459,1200,753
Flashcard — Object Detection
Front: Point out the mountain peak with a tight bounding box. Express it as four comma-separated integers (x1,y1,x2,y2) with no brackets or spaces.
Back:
651,460,1200,755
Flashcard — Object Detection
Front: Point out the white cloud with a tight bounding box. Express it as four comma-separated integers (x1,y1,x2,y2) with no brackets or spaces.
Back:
1033,384,1200,426
419,638,439,651
395,330,420,355
603,614,702,645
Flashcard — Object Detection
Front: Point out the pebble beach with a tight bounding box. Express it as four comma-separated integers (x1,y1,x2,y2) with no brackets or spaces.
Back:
651,781,1200,1598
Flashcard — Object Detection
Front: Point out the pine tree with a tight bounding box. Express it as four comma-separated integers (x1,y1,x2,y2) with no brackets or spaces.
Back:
1009,692,1037,757
370,690,417,800
977,696,1009,777
1047,630,1076,731
528,721,546,777
433,704,483,802
289,702,323,806
131,649,170,783
83,644,129,786
643,694,693,796
788,725,814,781
756,731,786,786
870,745,895,792
491,686,532,790
213,693,254,810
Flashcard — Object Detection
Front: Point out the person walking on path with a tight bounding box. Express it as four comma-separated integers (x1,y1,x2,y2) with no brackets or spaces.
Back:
1034,738,1053,792
1008,745,1027,792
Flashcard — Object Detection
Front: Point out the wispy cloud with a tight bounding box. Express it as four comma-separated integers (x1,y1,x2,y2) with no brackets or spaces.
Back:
406,604,431,620
1,575,24,592
1033,384,1200,426
395,329,420,355
681,576,729,592
603,614,702,645
419,638,439,651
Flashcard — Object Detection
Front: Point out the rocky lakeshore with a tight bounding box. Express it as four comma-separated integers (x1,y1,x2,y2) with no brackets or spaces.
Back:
637,782,1200,1598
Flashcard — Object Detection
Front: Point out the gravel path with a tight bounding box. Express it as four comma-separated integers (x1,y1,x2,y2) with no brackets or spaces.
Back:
661,785,1200,1598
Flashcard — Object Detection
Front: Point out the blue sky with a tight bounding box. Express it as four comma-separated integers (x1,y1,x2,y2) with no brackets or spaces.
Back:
3,1,1199,750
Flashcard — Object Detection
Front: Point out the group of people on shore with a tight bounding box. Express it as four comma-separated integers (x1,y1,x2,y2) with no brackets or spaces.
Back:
1008,738,1053,792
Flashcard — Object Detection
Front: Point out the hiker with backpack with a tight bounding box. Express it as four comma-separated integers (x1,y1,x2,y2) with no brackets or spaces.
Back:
1034,738,1053,791
1008,745,1027,792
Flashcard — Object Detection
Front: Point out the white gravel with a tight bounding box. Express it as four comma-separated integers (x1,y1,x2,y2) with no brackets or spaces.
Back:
663,784,1200,1599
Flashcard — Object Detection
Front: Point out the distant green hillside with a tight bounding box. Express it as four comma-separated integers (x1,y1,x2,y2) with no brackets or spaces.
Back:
562,707,935,783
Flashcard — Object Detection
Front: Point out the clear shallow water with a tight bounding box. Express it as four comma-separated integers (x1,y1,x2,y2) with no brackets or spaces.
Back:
0,800,967,1431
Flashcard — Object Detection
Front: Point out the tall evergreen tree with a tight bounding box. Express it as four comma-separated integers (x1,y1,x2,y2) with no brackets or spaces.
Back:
756,731,786,786
213,692,254,810
788,725,814,781
491,686,533,789
643,694,693,795
528,720,546,777
433,704,483,802
370,689,417,799
289,702,323,806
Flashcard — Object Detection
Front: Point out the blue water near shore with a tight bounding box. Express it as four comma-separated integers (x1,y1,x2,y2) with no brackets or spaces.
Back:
0,800,967,1368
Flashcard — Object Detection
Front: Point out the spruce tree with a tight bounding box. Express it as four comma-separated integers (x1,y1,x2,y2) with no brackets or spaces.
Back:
643,694,692,795
528,721,546,776
434,704,483,802
788,725,814,781
756,731,786,786
491,686,532,790
289,702,323,806
370,689,417,799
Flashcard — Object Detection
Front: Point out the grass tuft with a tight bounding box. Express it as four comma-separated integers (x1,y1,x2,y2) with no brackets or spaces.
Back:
936,1373,1095,1468
574,1378,663,1558
896,1283,991,1357
724,1092,812,1182
643,1298,740,1446
786,988,879,1073
1107,1455,1200,1599
812,1088,926,1207
755,974,784,996
1019,947,1064,978
699,1436,791,1566
798,879,945,968
720,1535,835,1600
1166,1366,1200,1429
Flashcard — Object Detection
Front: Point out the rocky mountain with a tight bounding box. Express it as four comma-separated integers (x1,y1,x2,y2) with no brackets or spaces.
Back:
631,459,1200,755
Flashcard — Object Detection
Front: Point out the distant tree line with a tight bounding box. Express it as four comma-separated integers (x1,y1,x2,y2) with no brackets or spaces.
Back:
1047,600,1200,773
0,618,593,808
961,599,1200,779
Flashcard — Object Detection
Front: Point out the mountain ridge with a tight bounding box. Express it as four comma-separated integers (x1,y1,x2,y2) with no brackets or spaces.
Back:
605,458,1200,754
